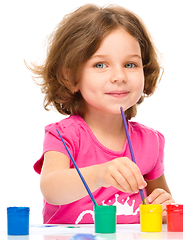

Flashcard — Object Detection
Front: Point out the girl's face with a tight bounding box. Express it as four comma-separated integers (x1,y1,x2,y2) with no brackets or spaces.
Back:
76,28,144,117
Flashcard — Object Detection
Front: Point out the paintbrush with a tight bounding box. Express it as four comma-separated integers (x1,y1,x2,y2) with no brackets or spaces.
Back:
56,129,98,206
120,107,146,204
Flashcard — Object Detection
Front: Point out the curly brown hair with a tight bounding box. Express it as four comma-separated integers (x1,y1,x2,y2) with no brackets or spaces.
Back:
29,4,162,119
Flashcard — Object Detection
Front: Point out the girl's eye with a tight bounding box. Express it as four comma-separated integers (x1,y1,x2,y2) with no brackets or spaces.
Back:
94,63,107,69
125,63,136,68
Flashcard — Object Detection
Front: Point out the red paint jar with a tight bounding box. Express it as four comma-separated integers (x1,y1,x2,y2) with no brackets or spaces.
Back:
166,204,183,232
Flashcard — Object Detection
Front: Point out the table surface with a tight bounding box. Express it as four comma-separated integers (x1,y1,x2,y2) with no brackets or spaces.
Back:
1,224,183,240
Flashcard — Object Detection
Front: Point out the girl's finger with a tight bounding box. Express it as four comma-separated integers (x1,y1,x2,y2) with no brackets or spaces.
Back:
117,165,138,193
121,158,147,190
108,174,130,193
147,188,164,203
162,199,174,212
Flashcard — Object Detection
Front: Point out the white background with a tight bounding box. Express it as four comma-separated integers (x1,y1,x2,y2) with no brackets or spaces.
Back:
0,0,183,229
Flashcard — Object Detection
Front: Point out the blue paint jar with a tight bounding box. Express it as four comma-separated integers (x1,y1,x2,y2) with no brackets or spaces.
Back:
7,207,30,235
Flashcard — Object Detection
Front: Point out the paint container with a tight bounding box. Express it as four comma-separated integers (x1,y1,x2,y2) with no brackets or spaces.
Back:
167,204,183,232
140,204,162,232
7,207,30,235
94,205,116,234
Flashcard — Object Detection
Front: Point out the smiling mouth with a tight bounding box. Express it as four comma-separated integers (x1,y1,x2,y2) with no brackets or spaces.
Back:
106,91,129,97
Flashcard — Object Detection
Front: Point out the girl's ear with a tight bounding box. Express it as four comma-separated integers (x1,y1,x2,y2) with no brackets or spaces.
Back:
62,68,80,93
73,83,79,93
61,68,70,81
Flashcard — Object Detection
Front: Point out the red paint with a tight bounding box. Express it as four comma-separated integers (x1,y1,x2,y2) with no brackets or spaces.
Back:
167,204,183,232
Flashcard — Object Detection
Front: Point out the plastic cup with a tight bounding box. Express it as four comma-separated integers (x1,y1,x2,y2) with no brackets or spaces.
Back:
7,207,30,235
167,204,183,232
94,205,116,234
140,204,162,232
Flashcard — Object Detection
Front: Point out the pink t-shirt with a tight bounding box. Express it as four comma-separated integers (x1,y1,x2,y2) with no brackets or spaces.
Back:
34,115,165,224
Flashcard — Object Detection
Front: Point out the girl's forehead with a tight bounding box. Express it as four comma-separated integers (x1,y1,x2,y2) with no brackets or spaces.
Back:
92,28,141,57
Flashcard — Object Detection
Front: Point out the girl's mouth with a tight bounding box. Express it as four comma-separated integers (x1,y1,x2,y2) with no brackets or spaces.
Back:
106,91,129,98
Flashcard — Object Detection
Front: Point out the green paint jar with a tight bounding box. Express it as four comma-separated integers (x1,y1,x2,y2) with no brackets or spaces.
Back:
94,205,116,234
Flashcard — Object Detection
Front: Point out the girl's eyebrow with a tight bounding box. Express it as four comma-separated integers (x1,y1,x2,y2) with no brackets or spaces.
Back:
91,54,142,59
91,54,108,59
128,54,142,59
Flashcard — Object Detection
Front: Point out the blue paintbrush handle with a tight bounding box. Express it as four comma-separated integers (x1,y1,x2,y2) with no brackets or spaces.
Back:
56,129,97,206
120,107,146,205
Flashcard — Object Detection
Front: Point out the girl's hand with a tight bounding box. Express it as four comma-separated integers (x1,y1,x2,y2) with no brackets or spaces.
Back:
96,157,147,193
146,188,175,217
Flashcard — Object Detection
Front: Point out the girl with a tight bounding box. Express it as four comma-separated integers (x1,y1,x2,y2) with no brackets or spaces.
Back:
32,4,174,224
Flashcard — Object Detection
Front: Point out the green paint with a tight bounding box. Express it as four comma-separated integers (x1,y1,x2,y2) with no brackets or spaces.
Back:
67,226,80,228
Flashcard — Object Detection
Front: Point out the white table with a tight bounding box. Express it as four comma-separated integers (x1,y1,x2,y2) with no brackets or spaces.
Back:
1,224,183,240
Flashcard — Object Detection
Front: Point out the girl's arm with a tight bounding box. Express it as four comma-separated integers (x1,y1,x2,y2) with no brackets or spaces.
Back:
145,174,175,223
40,151,100,205
40,151,146,205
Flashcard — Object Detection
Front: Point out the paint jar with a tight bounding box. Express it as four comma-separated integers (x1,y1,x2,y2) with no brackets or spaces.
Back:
7,207,30,235
167,204,183,232
94,205,116,233
140,204,162,232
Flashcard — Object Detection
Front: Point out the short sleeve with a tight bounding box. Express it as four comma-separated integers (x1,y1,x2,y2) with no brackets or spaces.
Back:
144,131,165,180
34,118,79,174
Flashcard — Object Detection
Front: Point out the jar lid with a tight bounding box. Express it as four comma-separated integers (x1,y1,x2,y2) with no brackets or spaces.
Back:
7,207,30,215
140,204,162,213
94,205,116,214
166,204,183,213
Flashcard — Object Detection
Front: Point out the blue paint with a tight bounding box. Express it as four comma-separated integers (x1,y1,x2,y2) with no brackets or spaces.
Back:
70,234,96,240
31,224,59,228
7,207,30,235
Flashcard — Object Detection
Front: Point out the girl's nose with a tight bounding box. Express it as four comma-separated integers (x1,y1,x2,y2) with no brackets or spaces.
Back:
110,67,127,83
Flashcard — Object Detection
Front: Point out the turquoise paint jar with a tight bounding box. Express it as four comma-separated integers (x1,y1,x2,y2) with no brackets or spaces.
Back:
94,205,116,233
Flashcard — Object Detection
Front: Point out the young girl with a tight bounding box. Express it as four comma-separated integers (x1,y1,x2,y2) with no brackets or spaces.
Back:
32,4,174,224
